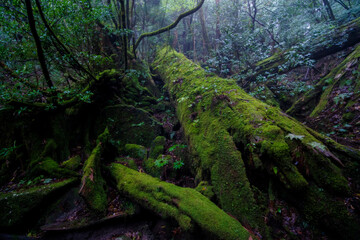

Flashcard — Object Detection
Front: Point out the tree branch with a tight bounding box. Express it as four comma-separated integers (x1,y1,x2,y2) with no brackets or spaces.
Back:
133,0,205,54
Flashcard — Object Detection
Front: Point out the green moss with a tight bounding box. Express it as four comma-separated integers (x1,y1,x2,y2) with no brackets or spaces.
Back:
0,178,77,228
79,129,109,215
29,157,78,178
61,155,82,171
125,144,147,160
110,163,250,240
116,157,138,170
143,157,162,178
149,136,166,159
195,181,214,199
153,47,360,237
41,139,57,158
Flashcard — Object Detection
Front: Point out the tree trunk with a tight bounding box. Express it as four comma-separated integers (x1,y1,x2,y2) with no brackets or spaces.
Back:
215,0,221,49
322,0,336,21
110,163,251,240
153,47,360,239
199,7,210,55
119,0,128,70
25,0,53,88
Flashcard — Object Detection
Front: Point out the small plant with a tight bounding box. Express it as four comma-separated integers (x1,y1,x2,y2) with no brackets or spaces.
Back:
0,141,19,159
173,160,184,170
78,91,93,103
168,144,187,152
155,156,169,168
285,133,305,140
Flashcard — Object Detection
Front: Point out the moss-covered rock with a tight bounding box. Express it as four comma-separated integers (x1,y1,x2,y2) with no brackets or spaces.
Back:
153,47,360,238
124,144,147,160
149,136,166,159
0,178,77,229
110,163,251,240
61,155,82,171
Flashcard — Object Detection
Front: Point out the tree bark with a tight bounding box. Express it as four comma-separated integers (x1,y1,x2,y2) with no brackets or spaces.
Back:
25,0,53,88
154,47,360,239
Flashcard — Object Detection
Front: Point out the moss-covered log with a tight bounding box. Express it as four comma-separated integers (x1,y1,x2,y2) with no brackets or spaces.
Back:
153,47,360,239
0,178,77,230
110,163,251,240
79,128,110,215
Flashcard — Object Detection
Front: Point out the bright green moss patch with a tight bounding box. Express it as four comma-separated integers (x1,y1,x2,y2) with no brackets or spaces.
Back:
61,155,82,171
110,163,250,240
195,181,214,199
0,178,77,228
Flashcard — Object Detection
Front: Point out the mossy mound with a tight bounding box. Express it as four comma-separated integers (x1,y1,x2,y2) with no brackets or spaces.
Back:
61,155,82,171
0,178,77,229
153,47,360,238
110,163,251,240
149,136,166,159
29,157,78,179
124,144,147,160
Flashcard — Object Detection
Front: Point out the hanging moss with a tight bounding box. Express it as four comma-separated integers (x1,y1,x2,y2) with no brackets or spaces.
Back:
110,163,251,240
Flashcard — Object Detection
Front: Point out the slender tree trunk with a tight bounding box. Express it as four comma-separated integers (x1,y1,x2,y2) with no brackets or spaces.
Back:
119,0,128,70
322,0,336,21
35,0,96,81
215,0,221,49
25,0,53,88
199,7,210,55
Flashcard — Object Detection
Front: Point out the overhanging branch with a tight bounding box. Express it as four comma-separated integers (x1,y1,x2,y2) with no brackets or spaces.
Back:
133,0,205,53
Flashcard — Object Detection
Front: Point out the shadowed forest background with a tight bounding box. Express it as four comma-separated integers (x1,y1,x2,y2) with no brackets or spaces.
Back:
1,0,360,239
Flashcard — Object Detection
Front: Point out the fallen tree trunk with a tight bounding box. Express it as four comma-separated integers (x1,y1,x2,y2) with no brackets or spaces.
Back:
109,163,251,240
238,17,360,87
153,47,360,239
